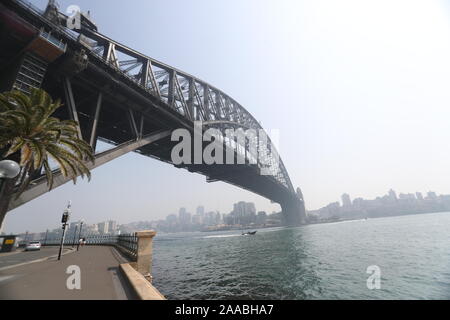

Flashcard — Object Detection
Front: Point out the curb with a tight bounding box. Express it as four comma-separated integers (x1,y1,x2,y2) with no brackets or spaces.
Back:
119,263,166,300
0,248,76,272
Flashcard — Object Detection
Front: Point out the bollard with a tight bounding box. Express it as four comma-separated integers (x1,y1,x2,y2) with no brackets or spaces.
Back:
135,230,156,282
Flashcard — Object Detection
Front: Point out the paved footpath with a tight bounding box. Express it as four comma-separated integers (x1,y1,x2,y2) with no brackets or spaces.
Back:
0,246,135,300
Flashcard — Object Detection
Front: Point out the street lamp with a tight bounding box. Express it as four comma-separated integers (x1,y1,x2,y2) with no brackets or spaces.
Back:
0,160,21,179
0,160,21,196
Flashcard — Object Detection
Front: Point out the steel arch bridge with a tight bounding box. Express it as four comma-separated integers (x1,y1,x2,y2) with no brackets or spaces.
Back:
0,0,306,225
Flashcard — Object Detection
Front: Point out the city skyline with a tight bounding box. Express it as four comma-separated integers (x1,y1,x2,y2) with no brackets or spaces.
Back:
309,188,450,223
334,189,444,208
5,187,449,235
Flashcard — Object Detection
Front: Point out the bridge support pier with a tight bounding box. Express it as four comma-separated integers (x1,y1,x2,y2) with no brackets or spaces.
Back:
281,198,307,226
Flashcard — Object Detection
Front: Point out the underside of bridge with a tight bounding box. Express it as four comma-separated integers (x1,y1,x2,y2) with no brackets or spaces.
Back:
0,0,306,225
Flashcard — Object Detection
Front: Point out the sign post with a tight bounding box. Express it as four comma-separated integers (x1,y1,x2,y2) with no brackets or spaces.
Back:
57,201,71,261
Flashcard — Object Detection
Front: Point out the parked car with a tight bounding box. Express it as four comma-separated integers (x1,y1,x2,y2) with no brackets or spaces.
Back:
25,241,41,251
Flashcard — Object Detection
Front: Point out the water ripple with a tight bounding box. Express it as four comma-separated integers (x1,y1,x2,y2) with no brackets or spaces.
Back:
152,213,450,299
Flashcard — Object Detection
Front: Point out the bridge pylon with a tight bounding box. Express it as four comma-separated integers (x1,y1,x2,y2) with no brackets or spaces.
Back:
281,187,307,226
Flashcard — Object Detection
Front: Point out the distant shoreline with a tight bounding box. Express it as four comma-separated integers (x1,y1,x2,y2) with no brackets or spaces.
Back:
201,224,282,233
201,210,450,232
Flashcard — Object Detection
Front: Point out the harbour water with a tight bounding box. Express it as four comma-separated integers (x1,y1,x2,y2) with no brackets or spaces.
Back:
152,212,450,299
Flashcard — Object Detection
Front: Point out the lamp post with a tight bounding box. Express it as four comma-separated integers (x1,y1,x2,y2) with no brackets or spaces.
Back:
43,229,48,246
71,223,78,247
76,219,84,251
57,201,71,261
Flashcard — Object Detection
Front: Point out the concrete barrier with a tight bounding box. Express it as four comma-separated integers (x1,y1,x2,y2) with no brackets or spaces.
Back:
120,263,165,300
135,230,156,282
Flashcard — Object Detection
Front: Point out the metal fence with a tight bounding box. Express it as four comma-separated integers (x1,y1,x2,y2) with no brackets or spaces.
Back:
35,233,138,261
116,234,138,260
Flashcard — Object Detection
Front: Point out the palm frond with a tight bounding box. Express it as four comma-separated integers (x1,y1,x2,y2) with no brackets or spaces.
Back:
0,88,95,196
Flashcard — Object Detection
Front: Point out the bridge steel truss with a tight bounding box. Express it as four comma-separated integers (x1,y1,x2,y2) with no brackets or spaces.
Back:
83,29,293,189
2,0,306,225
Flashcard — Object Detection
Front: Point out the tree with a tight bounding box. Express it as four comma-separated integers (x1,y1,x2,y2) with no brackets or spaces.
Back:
0,88,94,228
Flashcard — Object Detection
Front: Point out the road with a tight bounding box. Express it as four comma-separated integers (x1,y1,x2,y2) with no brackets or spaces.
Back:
0,247,72,270
0,246,135,300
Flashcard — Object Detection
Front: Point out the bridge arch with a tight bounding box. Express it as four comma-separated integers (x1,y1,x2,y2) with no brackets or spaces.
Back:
1,0,306,225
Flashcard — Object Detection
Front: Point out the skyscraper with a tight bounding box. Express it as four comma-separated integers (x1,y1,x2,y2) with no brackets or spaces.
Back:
232,202,256,225
196,206,205,216
341,193,352,207
107,220,117,234
388,189,398,201
97,221,108,234
179,208,191,226
196,206,205,223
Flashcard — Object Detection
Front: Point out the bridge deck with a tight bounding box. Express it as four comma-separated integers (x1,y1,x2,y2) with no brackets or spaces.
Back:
0,246,135,300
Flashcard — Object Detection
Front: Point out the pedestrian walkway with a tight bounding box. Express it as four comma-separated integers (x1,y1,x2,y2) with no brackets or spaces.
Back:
0,246,135,300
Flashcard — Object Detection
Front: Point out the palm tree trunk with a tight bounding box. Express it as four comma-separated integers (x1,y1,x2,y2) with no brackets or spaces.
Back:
0,177,17,231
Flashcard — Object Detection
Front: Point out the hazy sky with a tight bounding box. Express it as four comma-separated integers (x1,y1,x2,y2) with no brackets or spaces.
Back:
4,0,450,233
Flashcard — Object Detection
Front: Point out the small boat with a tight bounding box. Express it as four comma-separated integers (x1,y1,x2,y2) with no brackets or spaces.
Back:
242,231,257,236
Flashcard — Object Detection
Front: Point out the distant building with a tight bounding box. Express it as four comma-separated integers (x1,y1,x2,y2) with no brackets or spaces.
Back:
352,197,364,209
191,214,201,225
388,189,398,201
233,202,256,216
202,211,216,225
166,214,177,224
427,191,438,200
178,208,191,226
231,201,256,225
399,193,416,200
196,206,205,223
416,192,423,200
97,221,108,234
257,211,267,224
325,202,340,217
69,222,79,230
107,220,117,234
84,223,98,235
215,211,222,225
341,193,352,207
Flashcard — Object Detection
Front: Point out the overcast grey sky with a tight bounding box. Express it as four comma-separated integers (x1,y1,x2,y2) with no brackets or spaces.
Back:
4,0,450,233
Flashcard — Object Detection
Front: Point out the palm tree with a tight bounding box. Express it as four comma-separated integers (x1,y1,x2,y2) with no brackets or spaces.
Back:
0,88,94,228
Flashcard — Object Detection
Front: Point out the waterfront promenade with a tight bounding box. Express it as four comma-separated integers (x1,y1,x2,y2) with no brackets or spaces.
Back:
0,246,135,300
